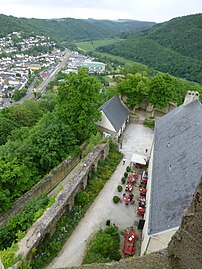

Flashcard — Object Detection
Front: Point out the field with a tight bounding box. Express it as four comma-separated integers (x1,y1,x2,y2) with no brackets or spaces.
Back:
75,38,121,52
75,39,153,71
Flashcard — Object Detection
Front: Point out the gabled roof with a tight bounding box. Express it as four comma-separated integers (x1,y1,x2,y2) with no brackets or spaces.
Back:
99,95,129,132
148,99,202,235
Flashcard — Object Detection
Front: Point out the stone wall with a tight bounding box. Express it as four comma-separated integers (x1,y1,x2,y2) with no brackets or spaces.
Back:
0,155,80,227
168,176,202,269
16,143,109,259
129,113,139,123
57,250,171,269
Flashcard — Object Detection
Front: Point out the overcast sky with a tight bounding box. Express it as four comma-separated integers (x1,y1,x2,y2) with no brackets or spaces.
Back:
1,0,202,22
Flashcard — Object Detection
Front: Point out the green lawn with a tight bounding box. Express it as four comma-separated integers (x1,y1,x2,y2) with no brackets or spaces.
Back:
75,39,154,72
102,75,114,83
97,52,138,67
76,39,121,52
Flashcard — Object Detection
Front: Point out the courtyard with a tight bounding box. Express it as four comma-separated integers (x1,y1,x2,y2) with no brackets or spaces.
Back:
47,123,154,268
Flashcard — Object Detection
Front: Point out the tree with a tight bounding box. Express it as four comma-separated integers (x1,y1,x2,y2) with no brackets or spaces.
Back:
4,100,44,127
0,157,34,212
29,112,79,173
56,68,101,142
0,117,19,145
12,88,27,101
117,72,149,110
147,73,178,109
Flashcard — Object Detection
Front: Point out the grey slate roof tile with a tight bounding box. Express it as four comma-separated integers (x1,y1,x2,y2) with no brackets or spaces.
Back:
99,95,129,132
148,99,202,235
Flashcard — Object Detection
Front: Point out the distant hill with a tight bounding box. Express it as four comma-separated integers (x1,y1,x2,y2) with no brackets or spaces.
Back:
0,14,37,37
98,14,202,83
0,14,155,41
135,13,202,61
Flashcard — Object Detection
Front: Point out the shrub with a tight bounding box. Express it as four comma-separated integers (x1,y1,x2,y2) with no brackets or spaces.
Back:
82,226,121,264
117,185,123,192
0,195,51,251
113,196,120,203
82,132,105,156
126,166,131,172
121,177,126,184
144,118,155,129
75,191,89,207
18,259,32,269
124,172,128,178
0,242,21,269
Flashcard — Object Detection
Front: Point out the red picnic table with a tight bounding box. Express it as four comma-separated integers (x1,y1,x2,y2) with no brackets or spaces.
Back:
125,184,133,192
132,172,139,179
140,188,147,196
123,240,134,256
123,194,135,205
141,177,148,186
123,195,130,205
122,228,138,256
127,176,136,184
137,206,145,216
129,227,138,239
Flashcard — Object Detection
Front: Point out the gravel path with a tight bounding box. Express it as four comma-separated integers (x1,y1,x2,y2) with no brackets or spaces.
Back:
47,123,154,269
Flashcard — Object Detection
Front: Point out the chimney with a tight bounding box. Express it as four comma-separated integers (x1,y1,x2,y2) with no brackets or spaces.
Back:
183,91,200,105
194,91,200,100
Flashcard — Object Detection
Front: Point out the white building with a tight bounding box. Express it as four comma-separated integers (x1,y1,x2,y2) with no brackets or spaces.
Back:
97,95,129,138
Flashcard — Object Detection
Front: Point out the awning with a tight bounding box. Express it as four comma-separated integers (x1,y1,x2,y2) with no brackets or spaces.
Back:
130,153,147,165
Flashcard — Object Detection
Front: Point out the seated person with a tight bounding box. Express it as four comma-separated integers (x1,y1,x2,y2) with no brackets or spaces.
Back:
138,206,145,212
139,197,146,203
139,201,146,207
129,193,134,201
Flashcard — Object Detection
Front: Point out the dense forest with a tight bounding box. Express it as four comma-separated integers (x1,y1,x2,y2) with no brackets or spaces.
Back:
98,14,202,83
0,14,155,41
0,69,101,213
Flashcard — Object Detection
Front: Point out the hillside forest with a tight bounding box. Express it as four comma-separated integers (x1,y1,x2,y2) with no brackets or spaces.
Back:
0,14,155,42
0,13,201,84
98,14,202,83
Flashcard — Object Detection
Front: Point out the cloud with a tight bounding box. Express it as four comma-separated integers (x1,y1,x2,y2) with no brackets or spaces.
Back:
0,0,201,22
1,0,104,8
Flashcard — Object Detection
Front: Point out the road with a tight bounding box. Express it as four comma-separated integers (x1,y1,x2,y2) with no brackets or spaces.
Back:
1,49,71,107
35,49,71,95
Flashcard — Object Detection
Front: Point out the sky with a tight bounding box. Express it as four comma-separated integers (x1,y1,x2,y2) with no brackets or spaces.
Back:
0,0,202,23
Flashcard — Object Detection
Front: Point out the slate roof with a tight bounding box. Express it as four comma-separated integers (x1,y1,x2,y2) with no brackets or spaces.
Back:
148,99,202,235
99,95,129,132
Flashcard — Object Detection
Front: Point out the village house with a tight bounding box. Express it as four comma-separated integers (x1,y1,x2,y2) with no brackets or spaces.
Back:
81,61,106,74
141,91,202,255
0,32,63,99
97,95,130,138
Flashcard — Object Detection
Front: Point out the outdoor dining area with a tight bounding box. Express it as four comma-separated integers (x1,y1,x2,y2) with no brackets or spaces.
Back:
122,226,138,257
113,166,148,228
122,169,139,206
127,171,138,184
140,170,148,187
137,170,148,216
116,168,149,257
